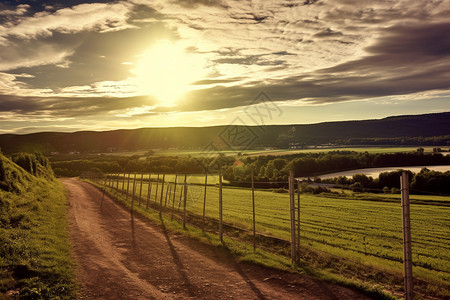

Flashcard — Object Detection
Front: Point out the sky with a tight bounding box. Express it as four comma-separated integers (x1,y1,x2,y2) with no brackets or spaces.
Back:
0,0,449,134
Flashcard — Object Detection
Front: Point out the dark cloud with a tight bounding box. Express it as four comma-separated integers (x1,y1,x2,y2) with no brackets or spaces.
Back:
169,21,450,111
190,78,244,85
214,55,285,66
0,0,115,17
303,0,320,5
229,12,273,24
367,22,450,57
272,51,296,56
212,49,287,67
325,22,450,75
313,28,343,38
0,94,157,117
173,0,228,8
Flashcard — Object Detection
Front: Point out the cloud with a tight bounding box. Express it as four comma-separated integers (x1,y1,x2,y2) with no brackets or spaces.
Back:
0,94,158,118
0,72,53,96
172,0,227,9
169,20,450,111
0,40,74,71
0,4,30,16
0,2,132,45
7,23,175,89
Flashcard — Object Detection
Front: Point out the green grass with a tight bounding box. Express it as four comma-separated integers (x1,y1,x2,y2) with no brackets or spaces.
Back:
245,146,426,156
101,174,450,298
94,146,433,158
0,155,74,299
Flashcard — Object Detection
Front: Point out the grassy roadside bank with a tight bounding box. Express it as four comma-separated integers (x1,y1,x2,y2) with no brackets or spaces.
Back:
0,154,74,299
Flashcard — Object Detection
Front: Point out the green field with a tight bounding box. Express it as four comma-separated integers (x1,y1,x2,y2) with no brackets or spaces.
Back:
97,146,440,158
105,174,449,289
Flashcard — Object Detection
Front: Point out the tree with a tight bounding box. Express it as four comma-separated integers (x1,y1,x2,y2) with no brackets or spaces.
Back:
350,182,364,192
352,173,372,187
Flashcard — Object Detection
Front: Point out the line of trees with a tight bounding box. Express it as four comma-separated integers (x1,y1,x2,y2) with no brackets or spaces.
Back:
321,168,450,195
336,135,450,146
51,154,235,177
224,151,450,184
48,151,450,194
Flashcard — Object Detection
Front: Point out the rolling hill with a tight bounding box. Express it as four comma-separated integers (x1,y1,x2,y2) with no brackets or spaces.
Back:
0,112,449,154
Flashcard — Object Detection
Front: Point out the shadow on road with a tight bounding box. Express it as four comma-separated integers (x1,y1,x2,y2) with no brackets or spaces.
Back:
130,212,136,249
159,215,197,297
231,260,266,300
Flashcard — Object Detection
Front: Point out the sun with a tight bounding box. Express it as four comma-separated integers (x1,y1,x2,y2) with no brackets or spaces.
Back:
132,41,206,106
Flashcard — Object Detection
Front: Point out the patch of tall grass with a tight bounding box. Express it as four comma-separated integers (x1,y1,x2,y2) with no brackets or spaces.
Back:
0,153,74,299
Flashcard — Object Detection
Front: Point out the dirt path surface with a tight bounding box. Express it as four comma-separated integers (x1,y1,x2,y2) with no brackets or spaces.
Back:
64,178,371,300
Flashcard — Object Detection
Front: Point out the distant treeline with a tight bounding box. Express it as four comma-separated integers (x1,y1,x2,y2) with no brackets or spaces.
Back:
224,151,450,185
336,135,450,146
320,168,450,195
51,155,234,177
50,151,450,195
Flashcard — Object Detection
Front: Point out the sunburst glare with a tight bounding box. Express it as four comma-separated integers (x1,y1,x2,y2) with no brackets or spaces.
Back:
132,40,207,106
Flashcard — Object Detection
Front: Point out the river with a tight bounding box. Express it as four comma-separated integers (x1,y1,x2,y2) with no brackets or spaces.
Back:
306,165,450,180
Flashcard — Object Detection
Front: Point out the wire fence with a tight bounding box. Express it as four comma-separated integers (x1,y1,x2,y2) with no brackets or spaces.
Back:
88,172,450,281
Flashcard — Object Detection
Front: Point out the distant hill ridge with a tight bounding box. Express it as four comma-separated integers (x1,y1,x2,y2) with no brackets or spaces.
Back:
0,112,449,154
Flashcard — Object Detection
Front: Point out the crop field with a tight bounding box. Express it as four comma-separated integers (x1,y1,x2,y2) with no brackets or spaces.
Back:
105,174,450,286
96,146,440,158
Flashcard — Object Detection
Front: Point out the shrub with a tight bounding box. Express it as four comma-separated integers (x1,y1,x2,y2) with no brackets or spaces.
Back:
350,182,364,193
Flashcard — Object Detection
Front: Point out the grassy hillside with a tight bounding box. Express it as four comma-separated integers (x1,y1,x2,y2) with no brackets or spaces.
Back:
0,153,74,299
0,112,449,154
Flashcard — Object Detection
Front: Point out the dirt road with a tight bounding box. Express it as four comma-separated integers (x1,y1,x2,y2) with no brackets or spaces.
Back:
64,178,371,299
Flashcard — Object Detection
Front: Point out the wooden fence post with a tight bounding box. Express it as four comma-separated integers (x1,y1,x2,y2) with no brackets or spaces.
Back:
126,173,131,200
178,177,183,210
159,174,165,216
122,173,125,192
183,174,187,229
219,169,223,243
401,171,413,299
251,168,256,251
202,172,208,232
139,173,144,206
131,173,137,213
289,170,296,264
155,174,159,203
146,173,152,209
116,173,119,190
171,174,177,220
164,182,170,207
